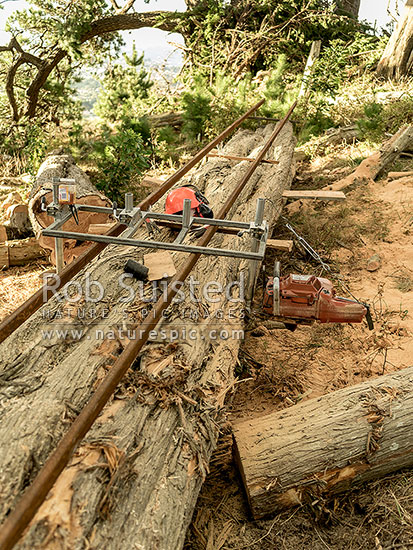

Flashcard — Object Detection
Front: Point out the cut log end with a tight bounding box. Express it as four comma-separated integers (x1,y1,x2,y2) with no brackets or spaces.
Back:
233,367,413,519
28,153,112,266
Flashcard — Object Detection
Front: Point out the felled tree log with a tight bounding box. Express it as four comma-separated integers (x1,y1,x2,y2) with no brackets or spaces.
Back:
0,238,48,268
233,367,413,520
326,125,413,191
0,123,296,550
147,111,183,128
28,150,112,266
3,205,33,240
287,125,413,215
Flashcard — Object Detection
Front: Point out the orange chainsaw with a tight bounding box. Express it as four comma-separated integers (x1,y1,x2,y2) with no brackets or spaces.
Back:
262,262,373,329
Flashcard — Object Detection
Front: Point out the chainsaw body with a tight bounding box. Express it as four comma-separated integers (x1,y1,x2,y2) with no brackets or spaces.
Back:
263,272,367,324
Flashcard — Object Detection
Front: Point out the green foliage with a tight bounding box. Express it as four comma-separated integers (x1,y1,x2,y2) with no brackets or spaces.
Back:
23,122,49,174
92,120,150,204
94,45,153,122
295,32,386,144
357,102,384,140
152,125,180,166
181,71,259,142
382,96,413,135
261,55,299,118
181,77,212,141
181,0,365,79
7,0,115,61
297,101,335,144
0,119,50,174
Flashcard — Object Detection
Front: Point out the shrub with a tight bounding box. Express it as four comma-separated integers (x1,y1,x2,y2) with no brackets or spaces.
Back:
356,101,384,140
92,120,149,204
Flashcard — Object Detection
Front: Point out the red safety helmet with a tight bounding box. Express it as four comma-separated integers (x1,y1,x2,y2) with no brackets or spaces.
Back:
165,187,200,214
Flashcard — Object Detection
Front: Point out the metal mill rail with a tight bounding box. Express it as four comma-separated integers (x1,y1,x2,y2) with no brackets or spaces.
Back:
0,99,265,345
0,101,297,550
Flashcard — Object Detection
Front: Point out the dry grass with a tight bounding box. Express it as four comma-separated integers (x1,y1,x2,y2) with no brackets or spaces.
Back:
0,262,48,321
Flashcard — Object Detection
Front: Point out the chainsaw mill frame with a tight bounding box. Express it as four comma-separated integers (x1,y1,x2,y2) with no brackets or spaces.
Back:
42,179,269,300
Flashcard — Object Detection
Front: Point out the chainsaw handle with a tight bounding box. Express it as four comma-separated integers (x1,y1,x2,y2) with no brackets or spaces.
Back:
365,305,374,331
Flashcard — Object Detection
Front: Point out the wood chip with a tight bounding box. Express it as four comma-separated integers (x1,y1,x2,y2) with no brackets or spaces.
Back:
266,239,293,252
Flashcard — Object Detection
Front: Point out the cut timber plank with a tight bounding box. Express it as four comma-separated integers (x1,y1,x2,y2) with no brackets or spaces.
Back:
88,222,116,235
207,152,279,165
282,190,346,201
233,367,413,520
266,239,293,252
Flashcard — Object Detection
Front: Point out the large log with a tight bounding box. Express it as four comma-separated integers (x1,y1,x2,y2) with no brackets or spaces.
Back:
28,150,112,266
0,123,296,550
326,125,413,191
287,125,413,215
233,367,413,520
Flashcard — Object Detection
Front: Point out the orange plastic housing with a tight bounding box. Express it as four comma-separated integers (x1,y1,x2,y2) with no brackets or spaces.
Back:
58,184,76,205
263,273,367,324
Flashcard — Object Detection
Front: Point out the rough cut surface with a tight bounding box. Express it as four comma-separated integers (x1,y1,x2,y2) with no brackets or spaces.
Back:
0,123,296,550
233,367,413,519
28,151,112,265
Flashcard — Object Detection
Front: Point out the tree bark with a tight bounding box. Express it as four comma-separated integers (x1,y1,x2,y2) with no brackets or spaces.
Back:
233,366,413,520
377,2,413,79
336,0,361,17
0,124,296,550
28,151,112,266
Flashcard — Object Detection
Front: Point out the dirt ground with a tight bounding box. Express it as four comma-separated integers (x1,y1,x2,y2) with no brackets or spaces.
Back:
1,146,412,549
184,150,413,550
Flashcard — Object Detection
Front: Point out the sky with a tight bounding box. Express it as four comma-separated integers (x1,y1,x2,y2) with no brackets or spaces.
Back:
0,0,403,64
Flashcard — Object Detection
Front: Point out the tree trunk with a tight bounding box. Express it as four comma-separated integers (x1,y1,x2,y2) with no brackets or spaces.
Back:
377,2,413,79
147,111,183,128
0,123,296,550
336,0,360,17
28,151,112,266
2,204,33,240
233,366,413,520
